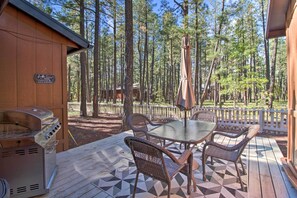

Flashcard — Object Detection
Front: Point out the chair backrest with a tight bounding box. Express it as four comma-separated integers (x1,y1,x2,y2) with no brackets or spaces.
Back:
124,136,170,182
127,113,151,133
190,111,217,123
246,124,260,139
236,124,260,158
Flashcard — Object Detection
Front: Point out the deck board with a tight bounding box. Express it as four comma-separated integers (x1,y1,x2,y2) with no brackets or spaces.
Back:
262,137,289,198
248,138,262,198
36,131,297,198
268,138,297,197
257,137,276,198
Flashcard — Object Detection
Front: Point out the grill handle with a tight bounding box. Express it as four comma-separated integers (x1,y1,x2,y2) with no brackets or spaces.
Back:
43,117,59,126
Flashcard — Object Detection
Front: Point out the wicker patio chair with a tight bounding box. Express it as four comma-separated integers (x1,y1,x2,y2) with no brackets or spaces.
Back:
124,136,193,198
190,110,218,142
127,113,163,145
202,124,260,191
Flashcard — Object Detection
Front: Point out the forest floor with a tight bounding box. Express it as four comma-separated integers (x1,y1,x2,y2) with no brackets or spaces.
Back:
68,114,287,157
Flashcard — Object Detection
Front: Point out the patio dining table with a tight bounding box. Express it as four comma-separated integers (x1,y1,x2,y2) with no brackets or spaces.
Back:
148,119,217,192
148,119,217,149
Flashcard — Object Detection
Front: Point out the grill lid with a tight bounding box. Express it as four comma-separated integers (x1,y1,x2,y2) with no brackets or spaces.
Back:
3,107,54,131
0,107,61,148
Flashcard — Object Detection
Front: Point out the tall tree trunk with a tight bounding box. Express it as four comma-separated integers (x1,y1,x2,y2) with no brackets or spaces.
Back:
138,32,143,104
268,38,278,108
77,70,80,102
93,0,100,118
144,1,149,105
162,40,167,100
150,35,155,102
194,0,200,104
85,20,91,103
113,0,117,104
79,0,87,116
200,0,225,107
120,36,124,104
99,37,103,102
242,17,247,106
170,38,174,105
68,64,71,101
142,38,147,104
123,0,133,130
85,50,90,102
107,58,111,102
261,0,270,90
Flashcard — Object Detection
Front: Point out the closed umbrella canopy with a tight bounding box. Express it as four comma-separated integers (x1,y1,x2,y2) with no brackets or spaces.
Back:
176,35,196,111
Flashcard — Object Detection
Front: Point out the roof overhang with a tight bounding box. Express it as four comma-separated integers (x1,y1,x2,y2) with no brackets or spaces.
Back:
0,0,8,16
4,0,89,54
266,0,290,39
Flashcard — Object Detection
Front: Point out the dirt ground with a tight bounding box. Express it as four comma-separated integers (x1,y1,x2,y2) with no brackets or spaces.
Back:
68,114,287,157
68,114,123,149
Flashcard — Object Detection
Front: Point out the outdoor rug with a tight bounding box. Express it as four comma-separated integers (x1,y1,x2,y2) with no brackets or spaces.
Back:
92,144,248,198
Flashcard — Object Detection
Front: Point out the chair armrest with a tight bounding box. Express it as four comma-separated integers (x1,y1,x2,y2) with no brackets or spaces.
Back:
211,127,249,140
177,150,192,164
204,140,247,152
162,148,192,165
149,121,161,127
145,117,160,126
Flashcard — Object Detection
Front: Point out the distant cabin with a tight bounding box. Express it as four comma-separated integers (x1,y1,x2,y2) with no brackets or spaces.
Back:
101,83,141,101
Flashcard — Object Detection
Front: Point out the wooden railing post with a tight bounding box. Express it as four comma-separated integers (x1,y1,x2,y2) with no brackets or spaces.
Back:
258,109,264,133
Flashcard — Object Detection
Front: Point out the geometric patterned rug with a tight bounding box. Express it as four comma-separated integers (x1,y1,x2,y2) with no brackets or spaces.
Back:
92,144,248,198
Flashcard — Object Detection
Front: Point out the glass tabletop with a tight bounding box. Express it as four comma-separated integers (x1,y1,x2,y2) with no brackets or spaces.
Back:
148,120,217,144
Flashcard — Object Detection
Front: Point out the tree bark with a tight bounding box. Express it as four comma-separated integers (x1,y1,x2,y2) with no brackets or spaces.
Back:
261,0,270,90
120,36,124,104
77,70,80,102
113,0,117,104
194,0,200,104
79,0,87,116
123,0,133,130
107,58,111,102
170,38,174,105
68,64,72,101
268,38,278,108
144,0,149,105
138,32,143,104
150,35,155,102
93,0,100,118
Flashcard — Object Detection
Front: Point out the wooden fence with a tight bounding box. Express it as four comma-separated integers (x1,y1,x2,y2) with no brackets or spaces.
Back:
68,102,287,134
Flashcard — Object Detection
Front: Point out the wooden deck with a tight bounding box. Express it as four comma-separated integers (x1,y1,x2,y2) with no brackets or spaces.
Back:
38,131,297,198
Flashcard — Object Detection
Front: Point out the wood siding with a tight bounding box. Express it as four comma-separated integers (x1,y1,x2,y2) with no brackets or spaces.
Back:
0,5,79,151
286,1,297,166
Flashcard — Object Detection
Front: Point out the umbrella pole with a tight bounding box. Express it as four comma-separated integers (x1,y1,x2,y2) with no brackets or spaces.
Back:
184,111,187,127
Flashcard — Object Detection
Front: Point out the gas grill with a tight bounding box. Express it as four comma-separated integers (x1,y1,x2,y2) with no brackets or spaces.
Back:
0,107,61,198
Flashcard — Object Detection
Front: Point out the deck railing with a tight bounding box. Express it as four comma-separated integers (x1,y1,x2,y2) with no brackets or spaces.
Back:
68,102,288,134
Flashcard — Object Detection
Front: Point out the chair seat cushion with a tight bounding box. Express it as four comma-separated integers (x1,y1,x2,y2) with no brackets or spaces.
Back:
205,145,239,162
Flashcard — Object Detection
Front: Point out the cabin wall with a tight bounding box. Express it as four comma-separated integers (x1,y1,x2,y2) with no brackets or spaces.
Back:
0,5,77,151
286,0,297,165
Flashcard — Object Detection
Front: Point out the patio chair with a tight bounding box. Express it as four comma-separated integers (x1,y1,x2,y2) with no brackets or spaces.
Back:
127,113,163,145
190,110,218,142
202,124,260,191
124,136,193,198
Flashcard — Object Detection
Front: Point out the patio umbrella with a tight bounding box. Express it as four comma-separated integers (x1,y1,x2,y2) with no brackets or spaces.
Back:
176,35,196,127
